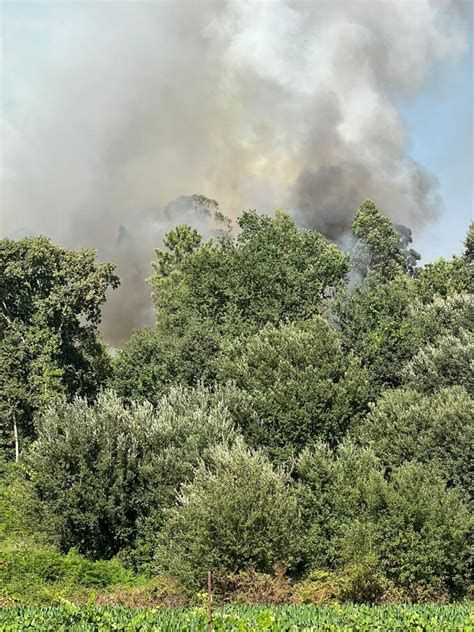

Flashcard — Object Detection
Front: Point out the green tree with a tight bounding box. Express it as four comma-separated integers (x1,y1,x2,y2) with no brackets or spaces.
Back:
296,442,472,599
462,222,474,293
26,387,237,560
296,442,384,572
334,274,416,390
378,462,472,599
414,223,474,300
401,331,473,395
154,439,300,589
415,258,470,301
128,210,349,398
354,386,474,501
464,221,474,263
337,218,473,393
148,224,203,313
216,317,371,460
0,237,118,460
335,272,473,391
112,323,220,403
149,210,348,338
350,200,420,280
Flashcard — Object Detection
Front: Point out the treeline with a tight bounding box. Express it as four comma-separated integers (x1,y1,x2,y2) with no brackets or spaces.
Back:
0,200,473,604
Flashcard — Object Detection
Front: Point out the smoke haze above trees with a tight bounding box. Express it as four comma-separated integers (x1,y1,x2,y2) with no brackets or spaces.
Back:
2,0,471,343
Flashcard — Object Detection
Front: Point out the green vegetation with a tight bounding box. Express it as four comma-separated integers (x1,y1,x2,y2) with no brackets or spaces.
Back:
0,547,136,605
215,317,371,459
25,387,237,560
0,201,473,624
354,386,474,498
0,237,119,459
0,603,472,631
350,199,420,280
155,440,301,589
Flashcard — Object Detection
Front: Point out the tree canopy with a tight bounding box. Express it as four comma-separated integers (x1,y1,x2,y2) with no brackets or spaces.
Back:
350,199,420,280
148,209,349,337
0,237,118,459
216,317,371,459
2,207,473,604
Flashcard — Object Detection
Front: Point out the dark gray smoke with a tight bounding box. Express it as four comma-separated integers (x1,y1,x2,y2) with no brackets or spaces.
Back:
1,1,470,343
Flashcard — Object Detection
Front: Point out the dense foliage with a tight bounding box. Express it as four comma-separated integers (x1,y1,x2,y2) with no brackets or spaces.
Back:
350,199,420,280
148,210,349,336
26,387,237,560
1,203,473,608
155,440,300,588
0,237,118,458
215,317,371,459
354,386,474,501
297,443,471,601
113,210,349,399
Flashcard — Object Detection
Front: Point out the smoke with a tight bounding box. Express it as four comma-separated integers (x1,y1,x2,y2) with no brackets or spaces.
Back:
101,194,232,345
1,0,470,343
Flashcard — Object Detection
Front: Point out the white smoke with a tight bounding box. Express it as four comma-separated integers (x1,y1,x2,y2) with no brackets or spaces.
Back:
1,0,470,342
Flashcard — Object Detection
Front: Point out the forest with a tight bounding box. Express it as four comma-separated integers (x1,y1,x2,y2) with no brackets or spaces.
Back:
0,200,473,627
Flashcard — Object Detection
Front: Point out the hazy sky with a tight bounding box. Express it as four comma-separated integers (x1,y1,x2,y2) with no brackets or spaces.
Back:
400,40,473,261
1,1,473,268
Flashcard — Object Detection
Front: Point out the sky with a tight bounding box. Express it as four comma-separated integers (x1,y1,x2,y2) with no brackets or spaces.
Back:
399,41,473,262
0,1,473,344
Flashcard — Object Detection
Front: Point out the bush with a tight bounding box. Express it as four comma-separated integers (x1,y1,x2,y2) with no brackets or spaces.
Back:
296,443,472,600
0,461,52,548
294,563,392,605
401,331,473,395
335,275,473,392
154,440,301,589
219,569,294,605
377,462,472,600
216,317,371,460
0,546,135,604
94,576,189,608
296,442,385,571
355,386,474,500
112,324,221,403
26,387,238,560
293,570,341,605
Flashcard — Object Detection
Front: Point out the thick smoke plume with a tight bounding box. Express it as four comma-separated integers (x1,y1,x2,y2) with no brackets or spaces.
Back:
1,1,470,344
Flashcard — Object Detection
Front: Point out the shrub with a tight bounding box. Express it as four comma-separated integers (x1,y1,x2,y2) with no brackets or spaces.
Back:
0,546,135,604
293,564,392,605
218,569,294,605
94,576,189,608
154,440,301,589
0,461,52,548
335,276,473,392
355,386,474,500
216,317,371,460
401,331,473,395
296,442,386,571
296,443,472,600
26,387,238,560
293,570,341,605
377,462,472,600
112,324,221,403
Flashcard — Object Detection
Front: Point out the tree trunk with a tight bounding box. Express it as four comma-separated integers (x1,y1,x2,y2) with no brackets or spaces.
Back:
13,416,19,462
